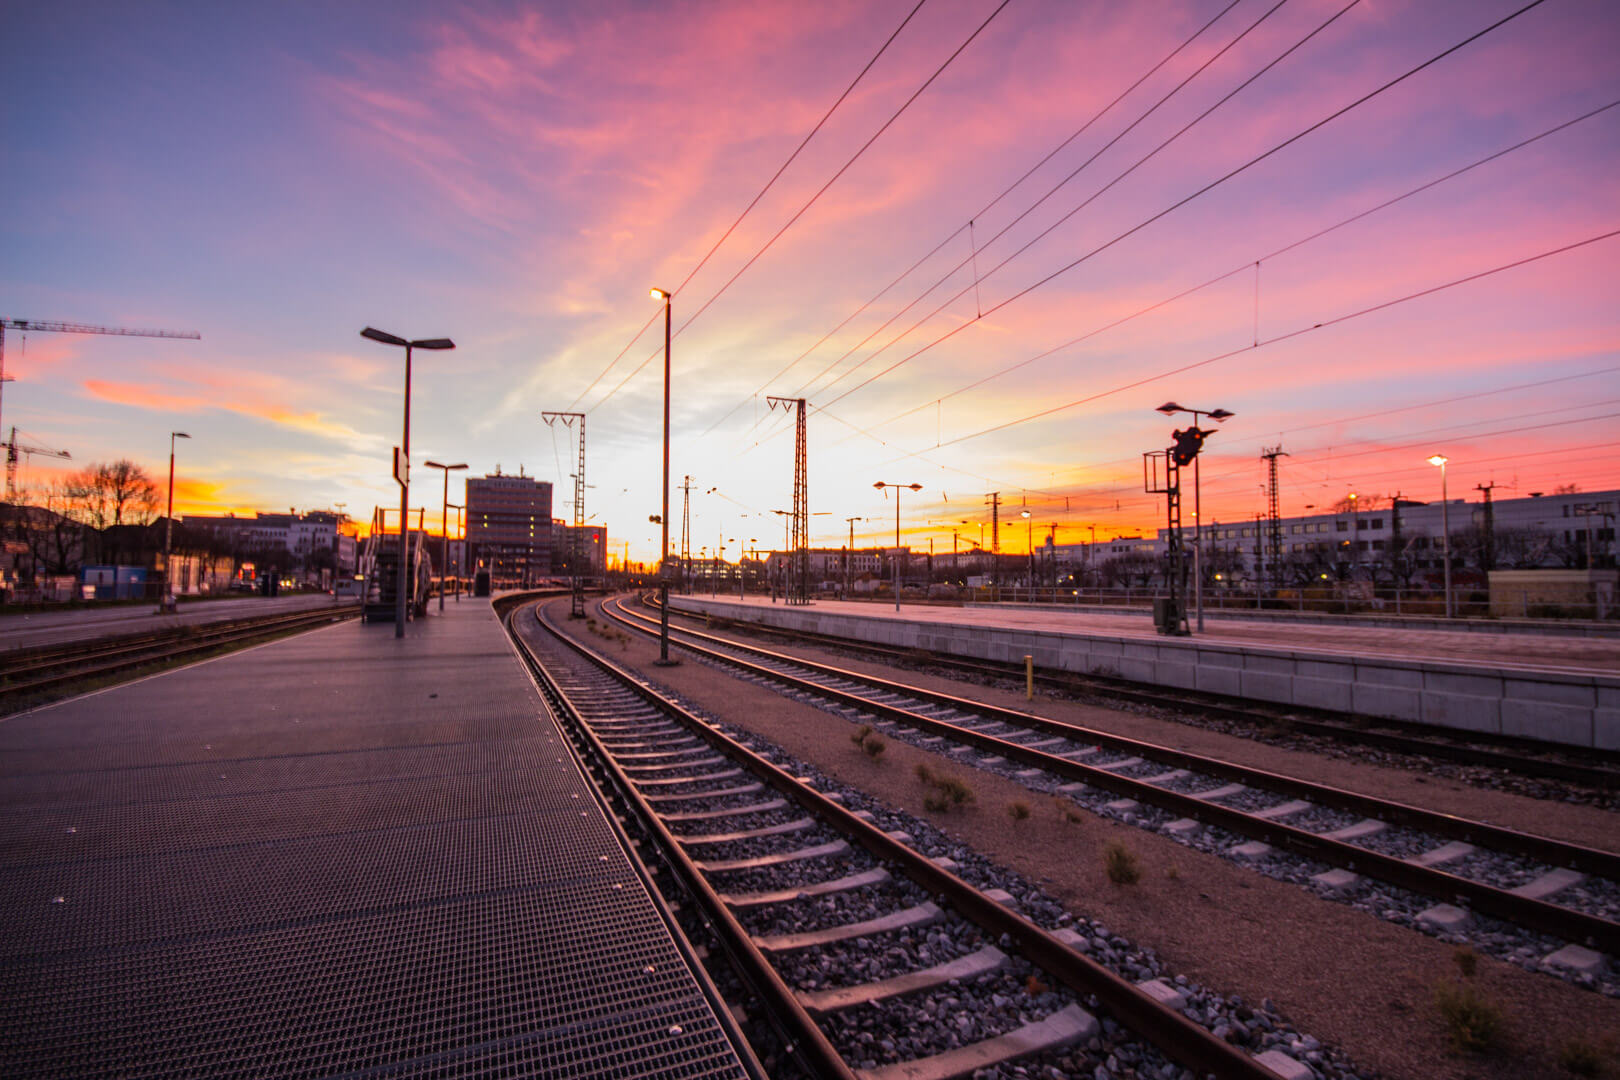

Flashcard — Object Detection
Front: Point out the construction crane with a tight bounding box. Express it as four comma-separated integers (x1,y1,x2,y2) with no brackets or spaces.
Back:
0,318,202,436
5,427,70,498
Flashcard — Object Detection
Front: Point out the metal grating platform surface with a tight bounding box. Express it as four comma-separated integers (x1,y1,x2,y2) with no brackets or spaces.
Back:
0,602,752,1080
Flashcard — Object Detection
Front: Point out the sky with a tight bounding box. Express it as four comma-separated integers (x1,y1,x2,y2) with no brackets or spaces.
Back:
3,0,1617,563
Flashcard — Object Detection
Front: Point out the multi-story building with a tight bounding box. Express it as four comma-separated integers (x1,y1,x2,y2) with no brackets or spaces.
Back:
551,522,607,575
183,510,356,580
1048,487,1618,578
465,472,552,586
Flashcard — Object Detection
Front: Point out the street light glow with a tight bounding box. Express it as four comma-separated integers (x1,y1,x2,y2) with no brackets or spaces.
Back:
650,287,670,301
1428,454,1448,467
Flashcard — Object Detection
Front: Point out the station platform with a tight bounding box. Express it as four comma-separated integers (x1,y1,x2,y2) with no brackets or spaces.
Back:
0,593,351,652
671,595,1620,750
0,599,755,1079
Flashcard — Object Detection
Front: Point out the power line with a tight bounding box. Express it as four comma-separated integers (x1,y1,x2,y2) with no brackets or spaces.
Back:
865,97,1620,433
698,0,1247,442
820,0,1553,410
807,0,1324,403
585,0,1015,415
900,226,1619,457
567,0,931,410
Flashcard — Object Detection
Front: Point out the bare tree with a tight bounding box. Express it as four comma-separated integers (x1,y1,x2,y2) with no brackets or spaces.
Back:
64,460,160,529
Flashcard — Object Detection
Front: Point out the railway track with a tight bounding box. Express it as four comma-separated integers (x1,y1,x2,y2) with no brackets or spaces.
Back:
605,595,1620,986
0,605,360,706
660,597,1620,793
506,597,1315,1080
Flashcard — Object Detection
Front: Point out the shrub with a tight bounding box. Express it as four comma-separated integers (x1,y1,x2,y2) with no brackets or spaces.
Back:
1103,841,1140,885
861,735,886,759
915,762,935,784
1165,864,1180,881
850,724,874,748
1452,946,1477,979
1052,798,1084,825
1432,979,1504,1054
1556,1038,1606,1077
1008,800,1031,821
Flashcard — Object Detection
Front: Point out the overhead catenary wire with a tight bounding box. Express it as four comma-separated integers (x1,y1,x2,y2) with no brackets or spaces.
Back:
696,0,1248,440
884,226,1620,460
799,0,1313,404
866,96,1620,433
566,0,931,411
818,0,1554,411
585,0,1015,416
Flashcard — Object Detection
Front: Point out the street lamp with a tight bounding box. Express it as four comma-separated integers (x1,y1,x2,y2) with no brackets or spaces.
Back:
423,461,467,612
1156,401,1234,631
874,481,921,612
163,431,190,608
1428,454,1452,618
447,502,464,601
361,327,455,637
1021,508,1033,592
650,288,675,664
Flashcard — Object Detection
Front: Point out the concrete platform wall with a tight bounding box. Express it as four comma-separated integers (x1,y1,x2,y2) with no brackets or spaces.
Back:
673,598,1620,751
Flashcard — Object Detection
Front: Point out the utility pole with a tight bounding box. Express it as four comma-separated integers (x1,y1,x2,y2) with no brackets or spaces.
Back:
843,516,863,599
986,492,1001,586
768,396,809,604
1475,481,1498,572
1261,446,1287,595
680,475,694,594
543,411,586,617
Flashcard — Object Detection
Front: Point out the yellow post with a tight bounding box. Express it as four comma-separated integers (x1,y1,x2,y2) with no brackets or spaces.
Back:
1025,654,1034,700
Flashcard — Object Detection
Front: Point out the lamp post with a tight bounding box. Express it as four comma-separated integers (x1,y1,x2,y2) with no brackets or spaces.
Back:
1021,508,1033,592
1428,455,1452,618
743,537,756,600
361,327,455,637
843,516,864,599
424,461,467,612
163,431,190,607
1156,401,1234,631
650,289,675,664
874,481,921,612
448,502,463,600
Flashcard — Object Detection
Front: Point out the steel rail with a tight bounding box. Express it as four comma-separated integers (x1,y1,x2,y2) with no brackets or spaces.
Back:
495,598,771,1080
609,596,1620,954
518,597,1283,1080
511,604,857,1080
0,608,358,700
660,598,1620,787
0,606,359,673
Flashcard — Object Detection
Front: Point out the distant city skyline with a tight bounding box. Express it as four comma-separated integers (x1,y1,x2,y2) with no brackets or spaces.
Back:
4,0,1617,561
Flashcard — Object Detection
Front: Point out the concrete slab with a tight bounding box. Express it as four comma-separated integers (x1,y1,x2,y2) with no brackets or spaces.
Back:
1163,818,1202,838
1135,978,1187,1010
1251,799,1312,821
1311,868,1361,892
1229,841,1273,860
1253,1050,1314,1080
1410,841,1474,868
857,1004,1097,1080
1323,819,1386,842
755,902,943,953
1509,868,1584,901
798,946,1008,1017
1541,943,1607,976
1416,903,1472,930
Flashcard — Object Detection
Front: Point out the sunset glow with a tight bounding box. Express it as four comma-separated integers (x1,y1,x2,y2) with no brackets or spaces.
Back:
4,0,1617,559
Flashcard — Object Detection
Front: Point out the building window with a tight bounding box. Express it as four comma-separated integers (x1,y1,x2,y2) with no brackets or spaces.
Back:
1371,518,1383,529
1337,521,1348,532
